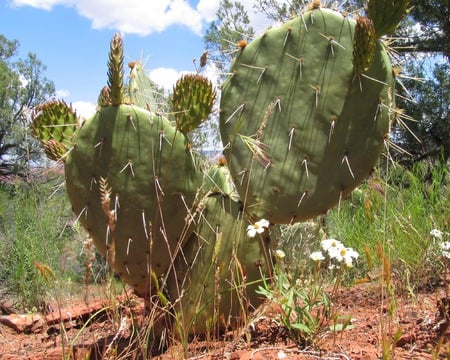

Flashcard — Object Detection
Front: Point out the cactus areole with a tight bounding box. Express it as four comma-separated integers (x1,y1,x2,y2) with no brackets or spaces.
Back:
219,7,395,224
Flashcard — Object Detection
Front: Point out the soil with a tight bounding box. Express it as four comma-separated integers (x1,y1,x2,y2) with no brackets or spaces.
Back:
0,283,449,359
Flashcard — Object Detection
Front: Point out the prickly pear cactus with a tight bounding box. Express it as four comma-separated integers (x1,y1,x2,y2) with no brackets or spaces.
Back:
33,34,207,297
171,73,216,135
219,6,395,224
31,100,78,161
168,192,271,335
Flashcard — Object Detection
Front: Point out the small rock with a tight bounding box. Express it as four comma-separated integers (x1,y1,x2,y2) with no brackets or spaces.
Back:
0,313,45,333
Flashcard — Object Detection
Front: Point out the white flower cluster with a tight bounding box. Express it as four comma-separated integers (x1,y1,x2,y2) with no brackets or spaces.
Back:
431,229,450,259
310,239,359,268
247,219,270,237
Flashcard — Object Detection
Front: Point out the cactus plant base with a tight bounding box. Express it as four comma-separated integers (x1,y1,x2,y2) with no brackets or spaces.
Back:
167,193,272,336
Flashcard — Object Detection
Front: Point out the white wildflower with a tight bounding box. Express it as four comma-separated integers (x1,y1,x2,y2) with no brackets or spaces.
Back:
246,219,270,237
342,247,359,268
310,251,325,262
440,241,450,259
430,229,444,239
321,238,344,253
275,249,286,260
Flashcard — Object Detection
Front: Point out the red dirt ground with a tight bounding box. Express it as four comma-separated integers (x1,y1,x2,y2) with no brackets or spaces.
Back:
0,283,449,359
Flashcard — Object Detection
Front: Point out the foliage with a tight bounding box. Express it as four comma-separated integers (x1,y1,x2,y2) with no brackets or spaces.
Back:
400,0,450,58
204,0,254,72
393,61,449,164
0,175,84,310
325,161,449,289
0,34,55,177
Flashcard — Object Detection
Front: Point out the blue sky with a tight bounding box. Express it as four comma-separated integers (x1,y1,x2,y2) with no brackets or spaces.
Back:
1,0,235,118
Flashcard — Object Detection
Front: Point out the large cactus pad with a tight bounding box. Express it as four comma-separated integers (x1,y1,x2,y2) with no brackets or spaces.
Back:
65,105,202,296
220,7,395,224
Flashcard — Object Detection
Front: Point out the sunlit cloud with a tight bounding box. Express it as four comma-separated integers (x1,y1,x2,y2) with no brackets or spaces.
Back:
10,0,221,36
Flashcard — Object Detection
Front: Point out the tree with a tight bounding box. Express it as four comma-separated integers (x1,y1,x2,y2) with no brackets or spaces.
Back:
398,0,450,59
394,61,449,164
0,34,55,178
204,0,254,73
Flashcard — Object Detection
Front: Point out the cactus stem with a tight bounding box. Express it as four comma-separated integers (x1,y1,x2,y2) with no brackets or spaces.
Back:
141,210,149,240
285,53,304,79
297,191,308,207
301,157,310,178
288,127,295,150
283,27,292,46
127,115,137,131
329,117,336,142
341,153,355,179
120,160,135,177
127,238,133,256
241,64,267,83
225,103,246,124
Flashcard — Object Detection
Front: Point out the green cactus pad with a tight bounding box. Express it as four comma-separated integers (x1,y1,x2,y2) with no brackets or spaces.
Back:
167,193,271,335
128,61,158,110
367,0,410,38
171,73,216,134
65,104,203,296
31,100,78,161
203,157,239,200
219,7,395,224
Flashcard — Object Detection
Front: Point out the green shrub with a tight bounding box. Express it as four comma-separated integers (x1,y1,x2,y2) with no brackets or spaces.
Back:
325,161,449,289
0,175,82,310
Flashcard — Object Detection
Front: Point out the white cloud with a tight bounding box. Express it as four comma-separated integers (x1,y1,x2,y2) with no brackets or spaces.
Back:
55,89,70,98
196,0,219,23
11,0,207,35
71,101,96,122
149,67,183,92
10,0,274,36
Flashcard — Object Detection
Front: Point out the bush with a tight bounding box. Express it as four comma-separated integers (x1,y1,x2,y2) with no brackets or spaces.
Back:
325,161,449,290
0,174,84,311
